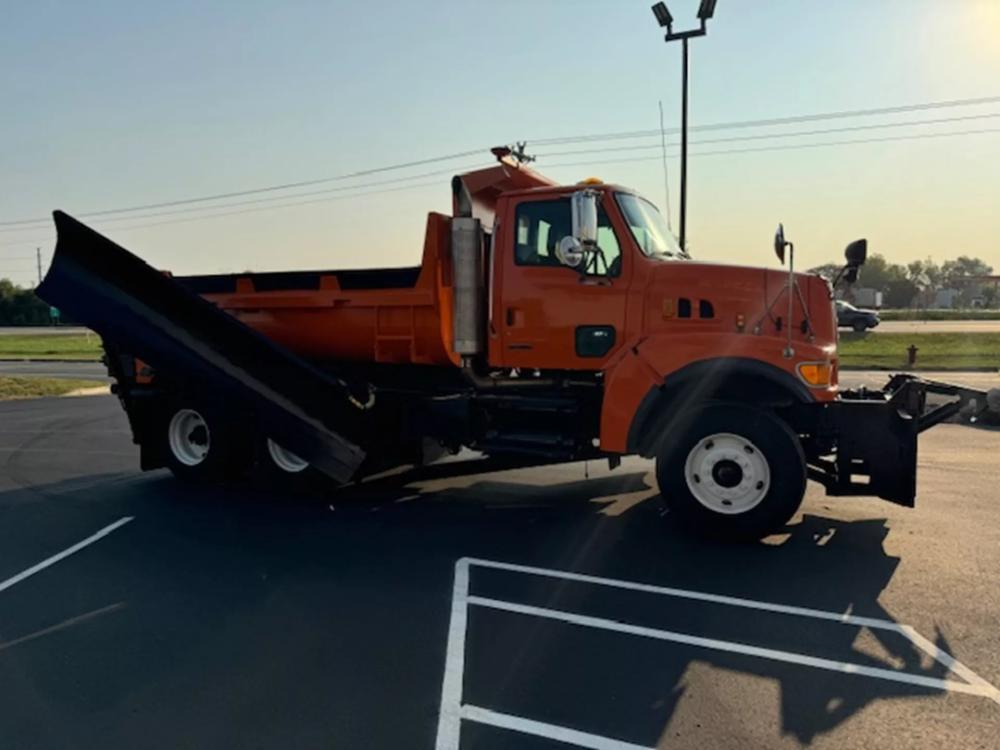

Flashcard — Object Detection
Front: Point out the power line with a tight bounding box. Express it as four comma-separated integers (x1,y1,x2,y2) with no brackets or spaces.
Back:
38,178,448,238
0,177,452,250
0,147,489,228
5,125,998,248
4,93,1000,243
542,126,1000,170
535,111,1000,159
530,94,1000,147
0,162,490,234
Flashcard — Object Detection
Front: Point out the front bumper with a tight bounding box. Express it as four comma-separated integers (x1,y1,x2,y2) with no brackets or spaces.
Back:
806,374,991,507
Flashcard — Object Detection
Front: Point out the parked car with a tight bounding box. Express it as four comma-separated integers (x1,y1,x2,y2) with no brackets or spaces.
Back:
836,299,880,332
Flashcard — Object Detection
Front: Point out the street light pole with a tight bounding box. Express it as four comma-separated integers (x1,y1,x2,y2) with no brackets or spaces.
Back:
680,36,688,253
651,0,717,255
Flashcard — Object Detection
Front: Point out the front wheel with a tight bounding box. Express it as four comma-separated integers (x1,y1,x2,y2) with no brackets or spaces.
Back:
852,320,868,332
655,402,806,541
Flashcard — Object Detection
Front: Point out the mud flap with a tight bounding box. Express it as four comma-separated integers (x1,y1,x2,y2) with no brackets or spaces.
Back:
36,212,365,483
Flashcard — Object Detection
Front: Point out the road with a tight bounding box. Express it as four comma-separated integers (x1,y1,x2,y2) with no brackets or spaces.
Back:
0,394,997,749
875,320,1000,334
0,360,110,380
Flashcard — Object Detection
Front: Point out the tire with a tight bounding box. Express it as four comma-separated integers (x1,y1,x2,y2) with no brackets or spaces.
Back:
162,398,251,483
655,402,806,541
256,436,326,491
852,320,867,332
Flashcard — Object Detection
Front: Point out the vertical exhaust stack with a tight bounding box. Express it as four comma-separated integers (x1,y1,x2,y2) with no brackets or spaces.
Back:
450,215,484,358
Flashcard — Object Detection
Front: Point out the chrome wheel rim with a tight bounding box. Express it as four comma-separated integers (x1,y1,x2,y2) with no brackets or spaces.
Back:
684,432,770,515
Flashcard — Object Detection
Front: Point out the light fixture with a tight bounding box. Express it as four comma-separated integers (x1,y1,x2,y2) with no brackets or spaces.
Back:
697,0,718,21
651,2,673,29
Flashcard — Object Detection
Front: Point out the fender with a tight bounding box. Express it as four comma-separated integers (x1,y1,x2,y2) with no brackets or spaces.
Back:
599,334,822,454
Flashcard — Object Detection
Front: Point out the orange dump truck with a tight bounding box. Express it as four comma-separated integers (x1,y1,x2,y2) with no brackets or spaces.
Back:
37,152,990,539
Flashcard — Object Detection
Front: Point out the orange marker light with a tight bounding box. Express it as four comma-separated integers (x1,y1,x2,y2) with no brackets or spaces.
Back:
797,361,832,387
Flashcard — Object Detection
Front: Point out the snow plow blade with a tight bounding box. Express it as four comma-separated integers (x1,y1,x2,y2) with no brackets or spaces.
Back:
36,211,365,483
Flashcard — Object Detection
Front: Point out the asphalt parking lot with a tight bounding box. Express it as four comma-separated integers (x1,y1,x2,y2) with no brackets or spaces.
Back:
1,395,998,749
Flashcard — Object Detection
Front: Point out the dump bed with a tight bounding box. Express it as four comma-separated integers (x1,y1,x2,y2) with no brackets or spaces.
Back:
177,212,460,368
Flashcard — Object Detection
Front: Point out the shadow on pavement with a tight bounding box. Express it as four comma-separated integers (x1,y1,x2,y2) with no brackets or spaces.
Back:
0,465,963,748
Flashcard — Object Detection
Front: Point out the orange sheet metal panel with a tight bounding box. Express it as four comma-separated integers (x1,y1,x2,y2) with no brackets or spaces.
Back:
203,213,460,367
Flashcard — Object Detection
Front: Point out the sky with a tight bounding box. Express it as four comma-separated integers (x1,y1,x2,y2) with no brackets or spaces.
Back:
1,0,999,287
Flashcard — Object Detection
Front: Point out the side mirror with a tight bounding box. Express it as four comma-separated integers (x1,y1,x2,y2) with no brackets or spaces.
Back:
844,238,867,266
556,236,585,268
774,223,787,265
571,190,599,246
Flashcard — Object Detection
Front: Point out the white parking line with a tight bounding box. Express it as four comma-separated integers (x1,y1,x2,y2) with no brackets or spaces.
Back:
0,516,134,594
465,556,1000,703
469,596,993,699
435,557,1000,750
461,705,653,750
434,556,470,750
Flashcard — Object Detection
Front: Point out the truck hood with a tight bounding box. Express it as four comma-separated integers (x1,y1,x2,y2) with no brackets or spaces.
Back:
644,260,837,348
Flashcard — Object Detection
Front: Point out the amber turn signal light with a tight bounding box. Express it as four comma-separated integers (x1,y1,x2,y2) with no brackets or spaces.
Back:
797,361,832,387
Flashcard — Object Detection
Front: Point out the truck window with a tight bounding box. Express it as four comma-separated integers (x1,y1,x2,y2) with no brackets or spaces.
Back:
514,198,621,276
615,193,682,258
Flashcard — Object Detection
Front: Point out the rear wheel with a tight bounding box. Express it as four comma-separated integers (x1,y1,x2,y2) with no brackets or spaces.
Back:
265,439,310,474
163,399,251,482
655,402,806,540
256,435,328,491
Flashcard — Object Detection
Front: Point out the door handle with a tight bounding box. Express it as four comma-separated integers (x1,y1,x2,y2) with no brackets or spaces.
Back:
506,307,515,326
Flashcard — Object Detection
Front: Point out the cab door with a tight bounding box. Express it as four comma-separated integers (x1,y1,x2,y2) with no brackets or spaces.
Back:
495,194,629,370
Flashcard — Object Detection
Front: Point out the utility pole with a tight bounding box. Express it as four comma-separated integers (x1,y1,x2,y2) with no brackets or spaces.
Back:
651,0,718,254
36,247,42,286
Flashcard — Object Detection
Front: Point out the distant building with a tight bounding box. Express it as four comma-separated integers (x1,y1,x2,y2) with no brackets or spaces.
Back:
837,286,883,308
934,288,960,308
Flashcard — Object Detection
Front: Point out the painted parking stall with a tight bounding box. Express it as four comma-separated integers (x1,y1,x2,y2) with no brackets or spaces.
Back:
436,558,1000,749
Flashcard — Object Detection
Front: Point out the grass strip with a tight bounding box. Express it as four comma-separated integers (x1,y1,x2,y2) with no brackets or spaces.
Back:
0,334,102,361
838,332,1000,369
0,376,106,400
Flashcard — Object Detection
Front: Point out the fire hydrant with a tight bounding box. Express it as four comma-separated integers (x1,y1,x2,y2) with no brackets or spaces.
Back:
907,344,918,367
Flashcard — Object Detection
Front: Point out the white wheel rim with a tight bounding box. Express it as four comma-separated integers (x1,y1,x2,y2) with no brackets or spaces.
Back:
168,408,210,467
684,432,770,515
267,439,309,474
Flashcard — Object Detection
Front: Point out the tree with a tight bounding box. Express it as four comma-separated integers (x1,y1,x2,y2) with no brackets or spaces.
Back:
906,258,943,290
0,278,51,325
806,262,842,282
941,256,993,284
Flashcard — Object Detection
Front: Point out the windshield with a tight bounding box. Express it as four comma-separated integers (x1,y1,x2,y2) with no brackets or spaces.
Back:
615,193,685,258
